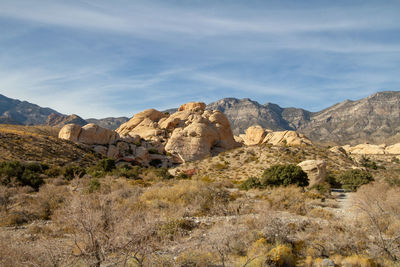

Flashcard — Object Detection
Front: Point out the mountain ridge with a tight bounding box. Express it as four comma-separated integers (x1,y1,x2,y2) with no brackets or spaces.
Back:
1,91,399,145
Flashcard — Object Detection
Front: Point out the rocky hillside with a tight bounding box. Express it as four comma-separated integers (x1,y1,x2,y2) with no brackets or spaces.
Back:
208,91,400,145
298,91,400,145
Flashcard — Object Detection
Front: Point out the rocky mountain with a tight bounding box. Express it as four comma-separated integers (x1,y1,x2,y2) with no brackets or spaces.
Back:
86,117,129,130
207,91,400,145
206,98,293,134
46,113,87,127
0,93,128,130
0,93,61,125
298,91,400,145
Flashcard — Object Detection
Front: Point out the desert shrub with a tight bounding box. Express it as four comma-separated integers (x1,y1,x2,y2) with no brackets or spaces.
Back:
88,178,100,193
176,172,189,180
325,171,342,188
0,161,44,190
114,165,141,179
239,177,262,190
309,182,331,195
20,169,43,190
63,165,86,180
44,165,62,177
157,218,196,241
261,164,309,187
0,161,25,185
213,162,228,170
176,250,216,266
263,186,308,215
148,148,159,154
151,167,173,180
97,158,116,172
265,244,295,267
337,169,374,191
149,159,163,167
140,180,232,216
360,155,378,170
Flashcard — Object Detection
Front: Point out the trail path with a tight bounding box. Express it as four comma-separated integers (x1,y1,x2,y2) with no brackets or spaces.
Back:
330,190,358,220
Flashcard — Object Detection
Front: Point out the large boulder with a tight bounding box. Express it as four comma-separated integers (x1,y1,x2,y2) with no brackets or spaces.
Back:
262,130,312,146
243,125,267,146
178,102,206,112
78,123,118,145
297,160,327,187
344,143,386,155
385,143,400,154
58,124,82,142
116,109,166,139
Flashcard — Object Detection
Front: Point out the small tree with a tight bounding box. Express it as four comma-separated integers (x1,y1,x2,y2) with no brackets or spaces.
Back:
337,169,374,191
260,164,309,187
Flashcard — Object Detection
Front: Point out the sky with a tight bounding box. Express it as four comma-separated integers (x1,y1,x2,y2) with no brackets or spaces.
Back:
0,0,399,118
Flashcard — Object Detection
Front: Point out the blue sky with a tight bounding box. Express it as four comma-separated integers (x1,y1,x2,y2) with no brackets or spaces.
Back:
0,0,399,118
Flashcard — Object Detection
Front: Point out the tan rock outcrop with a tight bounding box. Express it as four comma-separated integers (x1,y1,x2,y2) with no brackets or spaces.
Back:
178,102,206,112
297,160,327,186
116,109,166,139
344,143,386,155
243,125,267,146
329,146,347,155
58,124,82,142
262,130,312,146
78,123,117,145
116,102,238,162
385,143,400,154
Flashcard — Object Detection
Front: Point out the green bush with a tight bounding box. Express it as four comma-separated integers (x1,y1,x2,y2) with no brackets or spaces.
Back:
360,156,378,170
63,165,86,180
337,169,374,191
97,158,116,172
0,161,44,190
260,164,309,187
325,171,342,188
148,148,159,154
88,178,100,193
239,177,262,190
0,161,24,186
114,165,141,179
152,168,173,180
20,169,43,190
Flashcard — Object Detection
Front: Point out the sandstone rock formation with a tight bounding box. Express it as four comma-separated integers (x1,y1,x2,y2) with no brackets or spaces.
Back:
59,123,166,166
58,124,82,142
263,130,312,146
385,143,400,154
341,142,400,155
116,102,239,162
243,125,267,146
59,102,239,165
342,143,386,155
241,125,312,147
297,160,327,186
329,146,347,155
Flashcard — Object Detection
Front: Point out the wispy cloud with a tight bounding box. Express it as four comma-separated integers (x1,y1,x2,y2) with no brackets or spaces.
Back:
0,0,399,117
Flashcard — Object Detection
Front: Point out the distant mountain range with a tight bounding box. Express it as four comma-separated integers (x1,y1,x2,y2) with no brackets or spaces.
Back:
0,94,128,130
207,91,400,145
1,91,399,145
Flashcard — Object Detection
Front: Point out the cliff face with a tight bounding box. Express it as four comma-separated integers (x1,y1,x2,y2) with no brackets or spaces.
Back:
206,98,291,135
207,91,400,145
298,91,400,145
